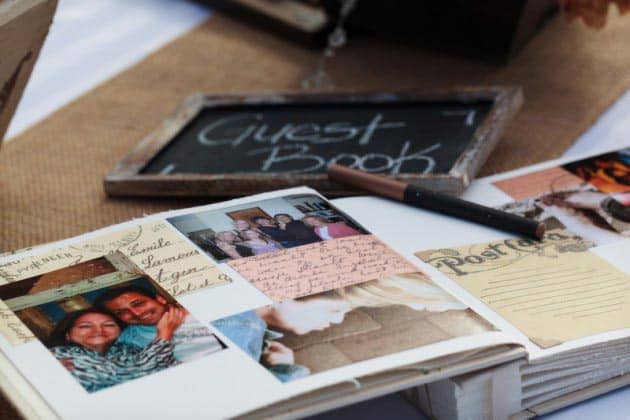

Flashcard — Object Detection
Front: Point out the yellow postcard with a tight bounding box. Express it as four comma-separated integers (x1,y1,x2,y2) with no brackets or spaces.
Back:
417,230,630,348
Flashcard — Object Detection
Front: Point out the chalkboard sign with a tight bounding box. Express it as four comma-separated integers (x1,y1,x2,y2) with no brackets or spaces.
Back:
105,88,523,197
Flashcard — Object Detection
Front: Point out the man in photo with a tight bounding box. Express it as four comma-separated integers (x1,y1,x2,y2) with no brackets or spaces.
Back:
252,215,321,248
273,213,322,246
95,286,223,363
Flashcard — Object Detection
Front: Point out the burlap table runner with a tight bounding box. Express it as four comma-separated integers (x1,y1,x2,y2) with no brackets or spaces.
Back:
0,11,630,415
2,12,630,253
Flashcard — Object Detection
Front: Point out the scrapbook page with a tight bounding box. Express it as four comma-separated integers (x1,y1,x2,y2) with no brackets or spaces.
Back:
412,147,630,359
0,188,513,419
1,149,626,418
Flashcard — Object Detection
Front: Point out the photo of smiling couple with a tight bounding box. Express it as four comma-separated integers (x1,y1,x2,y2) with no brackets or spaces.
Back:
0,256,225,393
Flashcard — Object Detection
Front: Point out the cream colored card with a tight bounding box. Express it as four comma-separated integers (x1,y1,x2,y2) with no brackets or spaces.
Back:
0,220,231,344
417,230,630,348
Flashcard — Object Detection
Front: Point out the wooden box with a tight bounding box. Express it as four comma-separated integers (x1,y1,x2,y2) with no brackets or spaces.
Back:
199,0,558,62
334,0,559,62
0,0,57,145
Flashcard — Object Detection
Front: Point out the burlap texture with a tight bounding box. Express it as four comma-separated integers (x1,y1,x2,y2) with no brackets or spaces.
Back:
2,13,630,253
0,10,629,418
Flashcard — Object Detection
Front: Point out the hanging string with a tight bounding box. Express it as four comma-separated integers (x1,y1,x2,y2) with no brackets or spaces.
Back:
301,0,358,90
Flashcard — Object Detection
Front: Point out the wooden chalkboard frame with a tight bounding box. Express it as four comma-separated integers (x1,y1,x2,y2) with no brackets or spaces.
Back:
105,87,523,197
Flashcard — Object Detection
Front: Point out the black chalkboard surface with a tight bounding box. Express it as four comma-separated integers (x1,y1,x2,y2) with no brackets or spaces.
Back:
105,88,523,197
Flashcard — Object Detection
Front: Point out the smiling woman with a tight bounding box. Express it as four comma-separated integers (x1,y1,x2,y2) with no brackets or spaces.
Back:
47,308,180,393
62,311,123,353
0,254,226,393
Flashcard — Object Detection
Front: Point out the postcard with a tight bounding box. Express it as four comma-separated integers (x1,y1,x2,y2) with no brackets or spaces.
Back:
417,230,630,348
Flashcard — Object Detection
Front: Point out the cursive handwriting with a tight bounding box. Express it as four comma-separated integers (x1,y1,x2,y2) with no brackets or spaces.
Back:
247,141,440,174
0,306,34,344
196,112,445,174
10,253,75,277
142,249,199,270
128,237,173,257
155,265,229,296
228,235,416,302
198,113,405,147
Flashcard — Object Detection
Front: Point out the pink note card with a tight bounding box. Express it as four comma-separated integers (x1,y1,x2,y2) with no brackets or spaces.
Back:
228,235,417,302
493,167,584,200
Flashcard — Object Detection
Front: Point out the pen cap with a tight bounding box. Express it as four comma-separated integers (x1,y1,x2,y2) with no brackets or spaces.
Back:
327,164,406,200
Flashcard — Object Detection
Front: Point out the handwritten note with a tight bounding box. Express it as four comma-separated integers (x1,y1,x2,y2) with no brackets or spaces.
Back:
120,225,231,296
0,220,231,345
417,230,630,348
229,235,417,302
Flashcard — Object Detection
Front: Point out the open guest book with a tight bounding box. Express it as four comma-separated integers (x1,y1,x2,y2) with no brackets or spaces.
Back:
0,147,628,419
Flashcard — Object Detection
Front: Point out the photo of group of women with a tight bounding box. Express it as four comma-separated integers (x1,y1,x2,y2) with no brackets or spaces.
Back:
211,272,494,383
0,255,224,393
494,149,630,246
167,194,368,263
